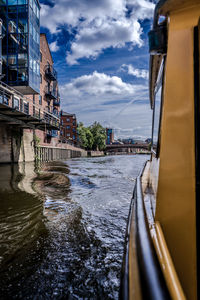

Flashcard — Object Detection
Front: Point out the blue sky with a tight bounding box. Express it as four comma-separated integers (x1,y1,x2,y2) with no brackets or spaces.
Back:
40,0,157,139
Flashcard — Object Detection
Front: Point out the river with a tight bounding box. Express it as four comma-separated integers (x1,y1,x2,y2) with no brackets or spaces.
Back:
0,154,149,299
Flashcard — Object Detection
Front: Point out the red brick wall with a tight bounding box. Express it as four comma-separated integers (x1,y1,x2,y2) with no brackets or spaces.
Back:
27,34,61,147
60,114,78,145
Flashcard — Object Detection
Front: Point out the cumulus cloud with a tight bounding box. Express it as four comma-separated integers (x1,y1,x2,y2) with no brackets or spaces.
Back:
40,0,155,64
49,41,59,52
59,71,152,138
120,64,149,79
60,71,143,99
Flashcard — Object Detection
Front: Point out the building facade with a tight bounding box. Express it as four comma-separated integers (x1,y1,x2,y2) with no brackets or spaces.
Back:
60,112,78,145
32,33,60,146
106,128,114,145
0,0,40,94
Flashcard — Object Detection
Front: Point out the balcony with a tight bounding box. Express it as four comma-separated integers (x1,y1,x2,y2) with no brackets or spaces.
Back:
45,65,57,81
53,99,60,106
0,81,60,131
45,86,57,100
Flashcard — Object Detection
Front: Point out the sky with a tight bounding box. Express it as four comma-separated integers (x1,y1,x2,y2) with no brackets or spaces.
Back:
40,0,157,140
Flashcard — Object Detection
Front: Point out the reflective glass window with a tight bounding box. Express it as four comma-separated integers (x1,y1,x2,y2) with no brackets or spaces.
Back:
8,34,18,53
0,0,6,4
36,5,39,19
33,27,36,41
18,68,28,82
152,59,165,154
29,57,33,69
30,0,33,8
18,17,28,33
18,0,27,4
8,68,17,82
36,62,39,75
18,53,27,67
33,0,36,15
30,22,33,35
8,0,17,5
33,60,36,73
152,86,162,151
8,20,17,33
37,32,40,44
8,55,17,66
18,33,28,52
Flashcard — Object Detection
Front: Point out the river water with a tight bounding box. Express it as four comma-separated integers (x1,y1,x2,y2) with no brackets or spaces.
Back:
0,155,149,299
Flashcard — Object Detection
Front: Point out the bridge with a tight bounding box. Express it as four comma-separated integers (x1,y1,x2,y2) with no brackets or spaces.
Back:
105,143,150,154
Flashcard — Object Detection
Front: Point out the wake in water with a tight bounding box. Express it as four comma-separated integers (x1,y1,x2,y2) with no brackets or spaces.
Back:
0,155,149,299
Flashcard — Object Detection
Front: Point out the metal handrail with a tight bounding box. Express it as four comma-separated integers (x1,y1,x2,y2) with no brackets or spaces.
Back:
44,65,57,80
0,80,60,125
120,163,170,300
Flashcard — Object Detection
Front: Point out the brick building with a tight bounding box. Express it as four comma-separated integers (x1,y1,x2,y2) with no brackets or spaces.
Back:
28,33,60,146
60,112,78,145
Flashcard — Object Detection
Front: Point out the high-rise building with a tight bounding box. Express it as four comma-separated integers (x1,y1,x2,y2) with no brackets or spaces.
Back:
106,128,114,145
0,0,40,94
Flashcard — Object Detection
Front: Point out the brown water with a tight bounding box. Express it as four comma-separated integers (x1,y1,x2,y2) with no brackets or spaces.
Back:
0,155,149,299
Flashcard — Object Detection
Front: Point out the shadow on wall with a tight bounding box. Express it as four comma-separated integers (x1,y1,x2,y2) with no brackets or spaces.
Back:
0,126,35,163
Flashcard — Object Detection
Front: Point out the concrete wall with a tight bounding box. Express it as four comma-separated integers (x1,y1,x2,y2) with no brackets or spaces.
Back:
0,126,87,163
0,126,35,163
87,150,105,157
36,146,87,162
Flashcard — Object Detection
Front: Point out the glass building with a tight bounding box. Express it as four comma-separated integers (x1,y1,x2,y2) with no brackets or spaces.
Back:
0,0,40,94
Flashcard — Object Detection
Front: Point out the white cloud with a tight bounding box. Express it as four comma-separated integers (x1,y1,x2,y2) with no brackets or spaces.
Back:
60,71,141,99
40,0,155,64
120,64,149,79
49,41,59,52
59,71,152,138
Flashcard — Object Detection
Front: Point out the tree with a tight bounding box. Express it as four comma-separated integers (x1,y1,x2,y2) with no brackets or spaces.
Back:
90,122,106,151
77,122,106,151
77,123,88,149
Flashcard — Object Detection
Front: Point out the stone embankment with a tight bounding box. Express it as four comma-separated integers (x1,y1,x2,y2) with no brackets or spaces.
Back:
87,150,105,157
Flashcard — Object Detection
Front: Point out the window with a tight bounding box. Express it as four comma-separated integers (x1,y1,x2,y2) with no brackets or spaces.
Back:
73,135,75,140
40,51,42,62
33,95,35,104
152,59,165,154
36,62,40,75
66,125,70,130
39,95,42,105
40,73,42,83
66,118,70,122
13,97,19,110
67,133,70,137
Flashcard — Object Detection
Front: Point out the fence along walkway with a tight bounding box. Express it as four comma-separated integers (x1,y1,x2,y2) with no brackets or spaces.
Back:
36,146,84,162
0,81,60,131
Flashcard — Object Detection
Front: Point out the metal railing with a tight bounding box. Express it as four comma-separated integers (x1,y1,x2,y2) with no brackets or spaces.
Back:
45,85,57,99
0,80,60,129
44,65,57,81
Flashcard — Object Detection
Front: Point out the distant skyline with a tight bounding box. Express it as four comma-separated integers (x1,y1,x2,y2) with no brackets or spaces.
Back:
40,0,157,139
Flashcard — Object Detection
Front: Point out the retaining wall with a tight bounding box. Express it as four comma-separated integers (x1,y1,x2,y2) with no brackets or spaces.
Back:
36,146,87,162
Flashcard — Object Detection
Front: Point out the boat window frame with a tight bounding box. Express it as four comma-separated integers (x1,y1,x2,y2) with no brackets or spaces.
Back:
151,56,166,158
194,20,200,299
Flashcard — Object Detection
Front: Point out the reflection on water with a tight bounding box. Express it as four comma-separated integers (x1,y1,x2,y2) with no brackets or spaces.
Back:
0,155,149,299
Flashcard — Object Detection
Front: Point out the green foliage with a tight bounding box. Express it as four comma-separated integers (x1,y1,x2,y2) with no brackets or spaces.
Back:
90,122,106,151
33,134,40,147
77,122,106,151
